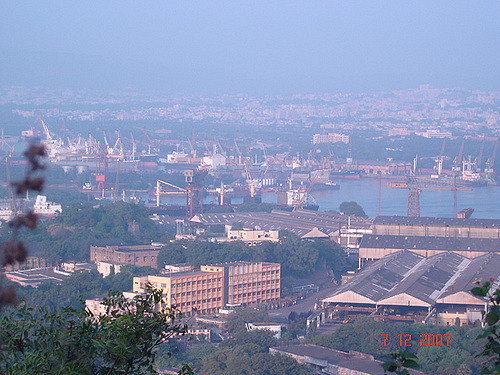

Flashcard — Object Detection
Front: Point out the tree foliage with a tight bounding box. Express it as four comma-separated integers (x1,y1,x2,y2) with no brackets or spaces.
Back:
15,265,155,310
339,201,367,217
199,344,313,375
471,280,500,374
0,287,187,375
309,316,483,374
157,233,349,279
0,202,173,262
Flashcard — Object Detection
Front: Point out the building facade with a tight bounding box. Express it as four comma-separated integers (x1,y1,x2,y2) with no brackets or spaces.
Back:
133,261,281,315
312,133,350,144
90,245,161,268
372,216,500,239
133,269,225,315
225,226,279,245
201,261,281,306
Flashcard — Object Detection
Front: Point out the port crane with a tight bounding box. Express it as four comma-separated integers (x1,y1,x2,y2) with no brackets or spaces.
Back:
485,137,498,180
0,130,16,211
234,140,258,198
387,175,472,217
475,135,486,171
155,179,187,207
452,138,465,172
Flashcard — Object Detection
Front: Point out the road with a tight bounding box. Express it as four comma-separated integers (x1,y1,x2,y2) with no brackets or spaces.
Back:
267,283,340,322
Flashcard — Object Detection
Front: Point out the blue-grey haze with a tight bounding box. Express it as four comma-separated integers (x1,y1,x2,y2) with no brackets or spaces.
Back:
1,1,499,94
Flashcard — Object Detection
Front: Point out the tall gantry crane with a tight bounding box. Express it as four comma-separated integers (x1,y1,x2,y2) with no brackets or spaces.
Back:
1,129,16,211
387,175,472,217
453,138,465,172
485,137,498,180
184,169,206,217
155,180,186,207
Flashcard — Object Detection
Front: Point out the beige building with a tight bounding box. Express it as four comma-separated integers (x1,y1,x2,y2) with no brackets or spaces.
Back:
225,225,279,245
201,261,281,306
133,269,224,315
90,245,161,269
133,261,281,315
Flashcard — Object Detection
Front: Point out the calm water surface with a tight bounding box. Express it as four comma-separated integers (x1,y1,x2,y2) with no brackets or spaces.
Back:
262,180,500,219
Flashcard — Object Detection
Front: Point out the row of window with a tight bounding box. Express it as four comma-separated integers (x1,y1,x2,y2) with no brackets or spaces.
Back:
231,289,279,299
172,288,222,298
171,278,222,288
173,297,222,306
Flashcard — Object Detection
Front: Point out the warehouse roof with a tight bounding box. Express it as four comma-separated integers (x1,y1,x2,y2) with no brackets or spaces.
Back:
373,216,500,228
322,251,500,308
191,209,372,237
270,345,426,375
360,235,500,252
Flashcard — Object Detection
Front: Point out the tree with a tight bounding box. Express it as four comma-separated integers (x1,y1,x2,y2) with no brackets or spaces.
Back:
226,307,269,333
199,344,314,375
471,279,500,374
0,287,188,375
339,201,367,217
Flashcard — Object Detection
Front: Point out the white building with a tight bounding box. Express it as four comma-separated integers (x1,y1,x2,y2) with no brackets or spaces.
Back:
246,322,283,339
34,195,62,216
202,153,227,170
225,225,279,246
312,133,350,144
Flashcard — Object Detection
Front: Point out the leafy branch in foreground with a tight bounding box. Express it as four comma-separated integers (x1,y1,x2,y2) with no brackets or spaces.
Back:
471,279,500,374
381,350,419,375
0,286,188,375
0,142,46,308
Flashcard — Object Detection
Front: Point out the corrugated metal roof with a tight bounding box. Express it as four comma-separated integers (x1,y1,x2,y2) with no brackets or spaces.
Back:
360,234,500,252
323,251,500,307
374,215,500,228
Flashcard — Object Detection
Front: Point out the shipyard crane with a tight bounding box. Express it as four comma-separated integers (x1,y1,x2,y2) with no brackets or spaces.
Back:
155,179,187,207
387,175,472,217
453,138,465,172
485,137,498,179
102,131,113,155
475,135,486,171
130,133,137,160
39,117,52,141
111,131,124,157
1,130,16,211
188,139,196,157
234,140,258,197
184,169,207,217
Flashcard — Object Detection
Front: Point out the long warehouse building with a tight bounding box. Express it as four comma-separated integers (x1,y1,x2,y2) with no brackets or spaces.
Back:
322,250,500,326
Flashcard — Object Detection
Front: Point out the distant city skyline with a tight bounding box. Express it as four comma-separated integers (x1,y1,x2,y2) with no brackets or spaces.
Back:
1,1,499,94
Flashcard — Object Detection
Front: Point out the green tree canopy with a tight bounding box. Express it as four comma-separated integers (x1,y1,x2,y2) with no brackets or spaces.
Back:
339,201,367,217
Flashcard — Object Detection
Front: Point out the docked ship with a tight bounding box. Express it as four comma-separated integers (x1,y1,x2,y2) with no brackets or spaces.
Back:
330,170,362,179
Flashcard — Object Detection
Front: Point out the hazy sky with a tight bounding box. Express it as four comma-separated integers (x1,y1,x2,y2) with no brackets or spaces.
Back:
1,1,499,95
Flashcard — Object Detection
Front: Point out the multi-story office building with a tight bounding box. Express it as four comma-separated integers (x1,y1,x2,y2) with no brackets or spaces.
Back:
133,269,224,315
133,261,281,315
312,133,350,144
201,261,281,306
90,245,160,268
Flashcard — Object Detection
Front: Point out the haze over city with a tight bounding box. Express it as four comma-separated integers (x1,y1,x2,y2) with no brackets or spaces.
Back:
1,1,499,94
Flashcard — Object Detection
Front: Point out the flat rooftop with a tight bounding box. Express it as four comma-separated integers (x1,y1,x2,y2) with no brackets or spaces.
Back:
191,209,372,237
374,215,500,228
271,344,426,375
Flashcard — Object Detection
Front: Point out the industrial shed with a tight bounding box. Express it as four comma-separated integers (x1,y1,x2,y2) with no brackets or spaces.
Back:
358,234,500,267
372,216,500,239
322,250,500,325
